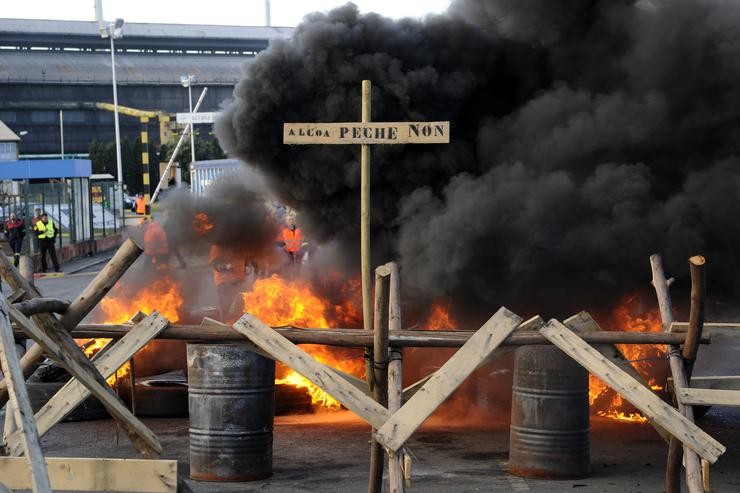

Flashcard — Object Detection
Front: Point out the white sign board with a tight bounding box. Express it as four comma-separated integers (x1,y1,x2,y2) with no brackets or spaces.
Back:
176,112,219,124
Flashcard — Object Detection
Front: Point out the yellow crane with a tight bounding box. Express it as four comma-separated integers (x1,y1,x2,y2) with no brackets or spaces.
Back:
94,103,173,211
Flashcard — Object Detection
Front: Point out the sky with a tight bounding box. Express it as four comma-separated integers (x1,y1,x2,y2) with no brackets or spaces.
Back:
1,0,452,27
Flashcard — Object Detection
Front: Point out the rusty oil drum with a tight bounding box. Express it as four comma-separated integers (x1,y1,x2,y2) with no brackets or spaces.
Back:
187,343,275,481
509,345,590,478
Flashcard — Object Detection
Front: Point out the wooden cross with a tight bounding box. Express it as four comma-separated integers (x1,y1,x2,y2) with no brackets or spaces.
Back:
283,79,450,348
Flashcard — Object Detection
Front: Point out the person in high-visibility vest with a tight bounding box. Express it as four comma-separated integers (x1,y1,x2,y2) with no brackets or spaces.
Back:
135,193,147,215
209,244,246,321
280,215,304,264
34,212,60,273
143,218,170,265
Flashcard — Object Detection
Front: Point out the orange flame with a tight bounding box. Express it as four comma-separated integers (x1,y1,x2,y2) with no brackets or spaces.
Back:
589,295,666,423
193,212,214,235
426,302,456,330
83,276,185,386
100,277,183,324
242,275,364,409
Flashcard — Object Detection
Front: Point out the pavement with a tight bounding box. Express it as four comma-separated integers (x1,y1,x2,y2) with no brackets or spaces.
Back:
3,251,740,492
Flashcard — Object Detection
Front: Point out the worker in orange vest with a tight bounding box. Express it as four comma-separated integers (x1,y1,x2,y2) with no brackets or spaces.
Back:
135,193,147,215
280,215,304,264
209,244,247,321
143,218,169,265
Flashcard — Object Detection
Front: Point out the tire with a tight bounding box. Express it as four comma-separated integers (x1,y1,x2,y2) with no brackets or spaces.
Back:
120,382,189,418
275,383,313,415
25,382,109,422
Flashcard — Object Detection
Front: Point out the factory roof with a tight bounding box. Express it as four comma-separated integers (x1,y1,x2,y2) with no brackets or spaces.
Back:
0,50,246,85
0,18,293,42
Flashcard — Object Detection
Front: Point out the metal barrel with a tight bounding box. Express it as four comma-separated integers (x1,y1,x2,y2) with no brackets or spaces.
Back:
509,345,590,479
187,343,275,481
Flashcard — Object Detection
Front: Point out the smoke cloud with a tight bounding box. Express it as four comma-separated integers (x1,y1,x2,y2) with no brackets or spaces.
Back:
216,0,740,317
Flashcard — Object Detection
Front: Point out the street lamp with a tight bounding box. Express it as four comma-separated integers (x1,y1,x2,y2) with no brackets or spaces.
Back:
180,74,197,164
100,17,125,223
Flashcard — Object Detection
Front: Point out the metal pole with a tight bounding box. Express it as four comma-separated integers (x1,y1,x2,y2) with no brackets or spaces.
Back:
110,34,125,229
188,82,195,164
59,110,64,159
151,87,208,203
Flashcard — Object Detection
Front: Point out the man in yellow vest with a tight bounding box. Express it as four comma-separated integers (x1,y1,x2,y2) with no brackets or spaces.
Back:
35,212,60,273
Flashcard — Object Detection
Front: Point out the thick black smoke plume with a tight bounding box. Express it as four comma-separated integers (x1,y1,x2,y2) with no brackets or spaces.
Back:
216,0,740,317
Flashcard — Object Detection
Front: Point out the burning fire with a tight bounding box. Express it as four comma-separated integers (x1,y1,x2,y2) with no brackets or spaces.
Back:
243,275,364,409
99,277,183,324
589,295,666,423
193,212,214,235
82,277,185,385
426,302,456,330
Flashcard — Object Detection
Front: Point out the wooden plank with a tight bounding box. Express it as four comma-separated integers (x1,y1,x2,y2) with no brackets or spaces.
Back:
671,322,740,334
375,307,523,452
7,304,162,458
540,320,725,463
5,313,170,456
564,311,671,443
0,457,177,493
671,376,740,391
677,388,740,407
233,313,390,429
283,121,450,145
0,298,51,493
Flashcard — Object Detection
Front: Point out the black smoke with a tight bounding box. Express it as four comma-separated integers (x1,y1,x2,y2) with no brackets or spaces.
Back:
215,0,740,318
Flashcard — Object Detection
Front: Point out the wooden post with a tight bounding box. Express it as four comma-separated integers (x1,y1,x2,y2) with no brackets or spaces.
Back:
684,256,706,378
368,264,390,493
0,237,143,407
0,297,51,493
386,261,405,493
650,254,703,493
361,80,374,391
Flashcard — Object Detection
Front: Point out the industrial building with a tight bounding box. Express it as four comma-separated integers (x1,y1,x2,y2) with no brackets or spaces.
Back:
0,19,292,156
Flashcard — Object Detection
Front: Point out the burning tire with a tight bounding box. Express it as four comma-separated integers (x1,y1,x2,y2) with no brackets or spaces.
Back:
275,383,314,415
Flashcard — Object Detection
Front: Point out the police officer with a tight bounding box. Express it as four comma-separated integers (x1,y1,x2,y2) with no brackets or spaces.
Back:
35,212,60,273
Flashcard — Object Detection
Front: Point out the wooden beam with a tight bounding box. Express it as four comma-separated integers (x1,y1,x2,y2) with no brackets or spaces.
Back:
60,324,706,347
233,313,390,429
671,322,740,334
13,298,70,317
671,376,740,391
0,457,177,493
539,319,725,463
677,388,740,407
7,304,162,458
0,298,51,493
375,307,523,452
5,313,170,456
563,311,672,444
